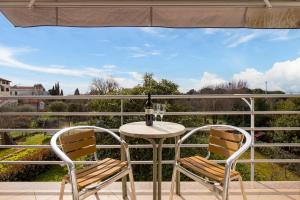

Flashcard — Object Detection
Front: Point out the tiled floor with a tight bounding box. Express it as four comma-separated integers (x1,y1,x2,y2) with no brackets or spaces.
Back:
0,182,299,200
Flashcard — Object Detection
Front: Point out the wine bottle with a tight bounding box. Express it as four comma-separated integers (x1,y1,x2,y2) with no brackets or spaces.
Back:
145,93,154,126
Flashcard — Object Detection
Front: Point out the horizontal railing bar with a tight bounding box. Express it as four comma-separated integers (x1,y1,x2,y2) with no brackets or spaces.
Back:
1,1,300,8
1,94,300,100
0,128,120,133
1,111,299,116
254,143,300,147
0,144,209,149
0,1,276,8
1,143,300,149
2,127,300,133
1,159,300,165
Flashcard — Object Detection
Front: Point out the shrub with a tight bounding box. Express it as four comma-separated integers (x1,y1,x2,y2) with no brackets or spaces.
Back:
48,101,68,112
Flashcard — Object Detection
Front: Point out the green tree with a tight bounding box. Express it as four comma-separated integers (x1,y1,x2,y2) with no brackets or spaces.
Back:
48,101,68,112
48,82,61,96
129,73,180,95
74,88,80,95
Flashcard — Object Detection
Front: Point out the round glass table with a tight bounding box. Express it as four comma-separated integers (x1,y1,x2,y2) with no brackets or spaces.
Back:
119,121,186,200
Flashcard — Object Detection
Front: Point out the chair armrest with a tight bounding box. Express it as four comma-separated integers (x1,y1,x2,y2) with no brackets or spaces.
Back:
50,127,75,169
222,126,251,195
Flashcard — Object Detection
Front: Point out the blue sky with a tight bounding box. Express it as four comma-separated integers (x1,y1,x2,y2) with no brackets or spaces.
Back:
1,13,300,94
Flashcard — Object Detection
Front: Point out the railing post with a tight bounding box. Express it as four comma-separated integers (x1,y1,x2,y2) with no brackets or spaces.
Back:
120,99,128,199
250,97,255,181
121,99,124,125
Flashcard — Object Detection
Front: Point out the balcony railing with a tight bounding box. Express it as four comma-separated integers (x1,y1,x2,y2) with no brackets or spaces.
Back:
0,94,300,181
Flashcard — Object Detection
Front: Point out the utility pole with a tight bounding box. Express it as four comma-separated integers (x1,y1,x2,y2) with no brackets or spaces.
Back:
265,81,268,94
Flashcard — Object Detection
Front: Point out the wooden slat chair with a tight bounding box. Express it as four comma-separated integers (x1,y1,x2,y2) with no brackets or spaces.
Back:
50,126,136,200
169,125,251,200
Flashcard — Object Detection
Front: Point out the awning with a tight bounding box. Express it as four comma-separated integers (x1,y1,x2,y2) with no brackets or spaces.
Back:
0,0,300,28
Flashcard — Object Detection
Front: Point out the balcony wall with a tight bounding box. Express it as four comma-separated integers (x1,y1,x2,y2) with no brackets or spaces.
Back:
0,94,299,182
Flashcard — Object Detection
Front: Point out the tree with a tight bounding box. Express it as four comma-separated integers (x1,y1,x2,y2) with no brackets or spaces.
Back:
48,82,61,96
74,88,80,95
129,73,180,95
60,89,64,96
89,78,119,95
48,101,67,112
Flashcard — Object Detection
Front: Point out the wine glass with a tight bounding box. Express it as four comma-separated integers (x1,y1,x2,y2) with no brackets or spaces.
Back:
160,104,166,121
154,103,161,121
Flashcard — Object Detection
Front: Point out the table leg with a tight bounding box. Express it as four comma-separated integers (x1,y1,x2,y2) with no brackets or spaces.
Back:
147,139,157,200
121,134,128,200
157,138,165,200
175,136,181,195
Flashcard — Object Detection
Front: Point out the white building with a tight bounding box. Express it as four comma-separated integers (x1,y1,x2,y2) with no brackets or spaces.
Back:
0,78,11,96
11,84,48,96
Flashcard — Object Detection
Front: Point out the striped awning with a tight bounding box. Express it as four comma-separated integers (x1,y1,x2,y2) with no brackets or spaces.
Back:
0,0,300,28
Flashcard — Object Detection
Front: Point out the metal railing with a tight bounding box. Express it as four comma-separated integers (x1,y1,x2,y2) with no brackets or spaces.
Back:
0,94,300,181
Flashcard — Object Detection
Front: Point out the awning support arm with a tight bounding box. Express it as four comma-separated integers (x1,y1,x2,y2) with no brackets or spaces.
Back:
28,0,36,8
263,0,272,8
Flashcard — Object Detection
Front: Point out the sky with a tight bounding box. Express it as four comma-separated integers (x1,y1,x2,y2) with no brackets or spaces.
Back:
1,13,300,95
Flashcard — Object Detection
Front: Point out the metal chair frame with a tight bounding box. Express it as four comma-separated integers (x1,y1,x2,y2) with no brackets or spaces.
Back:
50,126,136,200
169,125,251,200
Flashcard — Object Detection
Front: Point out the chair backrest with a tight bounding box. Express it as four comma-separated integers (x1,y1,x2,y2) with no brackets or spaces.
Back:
59,129,96,160
208,128,244,158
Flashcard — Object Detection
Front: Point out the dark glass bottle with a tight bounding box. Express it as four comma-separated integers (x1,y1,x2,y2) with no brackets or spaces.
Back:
145,93,154,126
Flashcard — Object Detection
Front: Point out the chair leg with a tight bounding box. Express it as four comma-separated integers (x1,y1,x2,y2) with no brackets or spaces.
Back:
169,166,177,200
176,171,180,196
94,192,100,200
238,176,247,200
59,179,66,200
128,169,136,200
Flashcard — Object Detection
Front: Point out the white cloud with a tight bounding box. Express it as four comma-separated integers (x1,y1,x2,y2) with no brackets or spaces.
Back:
176,73,226,92
225,30,294,48
232,68,266,89
144,43,153,47
114,77,140,89
140,27,160,35
233,57,300,92
203,28,220,35
132,50,160,58
127,71,143,81
186,57,300,93
117,45,161,58
103,64,117,69
0,46,119,79
0,45,144,93
139,27,166,37
269,30,290,41
198,72,226,88
227,32,261,48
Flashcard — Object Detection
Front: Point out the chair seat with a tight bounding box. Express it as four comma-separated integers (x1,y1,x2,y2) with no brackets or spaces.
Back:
178,155,240,183
65,158,127,190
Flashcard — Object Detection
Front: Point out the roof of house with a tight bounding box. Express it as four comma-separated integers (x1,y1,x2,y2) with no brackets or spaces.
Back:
11,86,34,90
0,78,11,82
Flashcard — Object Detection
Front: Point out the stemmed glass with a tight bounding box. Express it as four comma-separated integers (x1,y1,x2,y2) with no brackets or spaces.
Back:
154,103,160,121
159,104,166,121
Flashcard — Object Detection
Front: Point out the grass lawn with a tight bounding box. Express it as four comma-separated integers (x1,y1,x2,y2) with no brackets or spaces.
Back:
0,134,51,173
33,165,68,182
237,150,300,181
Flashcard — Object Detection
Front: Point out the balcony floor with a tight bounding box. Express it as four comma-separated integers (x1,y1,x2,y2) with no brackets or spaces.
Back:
0,181,299,200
